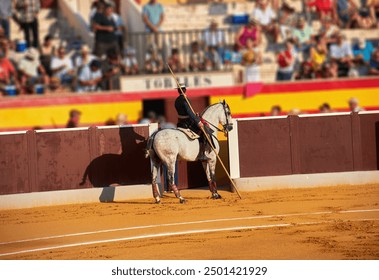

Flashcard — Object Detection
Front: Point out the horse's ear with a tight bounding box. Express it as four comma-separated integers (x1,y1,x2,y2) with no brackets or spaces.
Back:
222,99,226,105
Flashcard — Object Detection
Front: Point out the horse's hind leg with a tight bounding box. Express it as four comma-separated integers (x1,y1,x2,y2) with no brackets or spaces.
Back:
151,159,161,204
166,161,186,204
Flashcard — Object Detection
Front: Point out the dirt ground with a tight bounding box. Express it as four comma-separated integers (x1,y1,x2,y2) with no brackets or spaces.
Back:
0,184,378,260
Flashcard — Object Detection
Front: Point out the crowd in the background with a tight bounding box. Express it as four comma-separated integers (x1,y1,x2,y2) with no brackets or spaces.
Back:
1,0,379,96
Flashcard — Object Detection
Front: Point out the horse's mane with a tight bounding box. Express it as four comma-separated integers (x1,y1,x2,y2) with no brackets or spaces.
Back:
200,102,222,117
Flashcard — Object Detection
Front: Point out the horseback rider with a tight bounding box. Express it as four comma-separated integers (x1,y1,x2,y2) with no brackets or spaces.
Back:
174,84,213,161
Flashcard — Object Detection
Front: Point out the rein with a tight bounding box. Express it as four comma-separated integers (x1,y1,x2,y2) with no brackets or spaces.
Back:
200,103,231,134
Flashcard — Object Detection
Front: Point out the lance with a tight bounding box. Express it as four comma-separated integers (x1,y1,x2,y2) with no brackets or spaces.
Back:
166,63,242,199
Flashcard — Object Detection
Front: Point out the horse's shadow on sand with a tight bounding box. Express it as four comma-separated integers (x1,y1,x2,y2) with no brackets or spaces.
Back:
80,128,150,202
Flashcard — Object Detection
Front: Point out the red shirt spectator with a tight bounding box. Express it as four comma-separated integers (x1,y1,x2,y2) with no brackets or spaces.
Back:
0,55,16,84
307,0,336,22
236,19,261,49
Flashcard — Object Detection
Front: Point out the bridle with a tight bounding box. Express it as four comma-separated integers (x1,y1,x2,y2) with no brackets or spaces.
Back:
201,102,233,134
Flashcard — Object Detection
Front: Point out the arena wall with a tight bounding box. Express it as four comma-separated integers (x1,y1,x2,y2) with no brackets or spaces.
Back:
228,111,379,191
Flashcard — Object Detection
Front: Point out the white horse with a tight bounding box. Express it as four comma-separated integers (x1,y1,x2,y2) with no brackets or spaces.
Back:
145,100,233,203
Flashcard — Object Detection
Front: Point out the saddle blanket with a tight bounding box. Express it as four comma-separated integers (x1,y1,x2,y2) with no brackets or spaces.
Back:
177,127,200,140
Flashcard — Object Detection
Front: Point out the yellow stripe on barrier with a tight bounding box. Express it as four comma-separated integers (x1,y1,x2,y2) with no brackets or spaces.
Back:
211,88,379,114
0,101,142,129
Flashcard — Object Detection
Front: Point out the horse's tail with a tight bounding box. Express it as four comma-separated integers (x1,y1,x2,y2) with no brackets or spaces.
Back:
145,130,159,158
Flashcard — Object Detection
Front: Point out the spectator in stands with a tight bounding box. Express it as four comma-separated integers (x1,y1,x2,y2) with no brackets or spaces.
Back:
352,38,374,76
18,47,49,94
39,35,56,77
277,1,297,41
142,0,165,47
116,113,128,125
139,110,157,124
292,16,314,59
306,0,336,23
74,45,97,75
144,44,164,74
66,109,81,128
158,115,176,129
270,105,282,116
348,97,365,112
319,102,333,113
318,16,339,47
189,41,206,72
51,45,76,89
224,43,243,69
14,0,40,48
92,2,119,58
251,0,279,43
112,8,127,54
202,19,226,62
241,38,262,82
335,0,359,28
235,18,261,49
368,48,379,75
205,45,222,71
0,0,12,39
121,47,139,75
276,38,297,81
329,32,353,77
77,59,103,93
295,60,314,80
310,35,328,74
0,48,19,95
101,50,122,90
320,61,339,78
167,47,185,72
367,0,379,27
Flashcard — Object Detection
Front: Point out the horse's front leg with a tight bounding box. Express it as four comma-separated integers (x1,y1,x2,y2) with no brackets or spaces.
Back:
166,161,186,204
202,158,222,199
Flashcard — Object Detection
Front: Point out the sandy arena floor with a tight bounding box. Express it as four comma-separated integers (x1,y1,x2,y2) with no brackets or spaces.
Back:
0,184,378,260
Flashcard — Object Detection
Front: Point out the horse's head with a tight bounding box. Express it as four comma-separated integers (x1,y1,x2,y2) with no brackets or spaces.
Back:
220,100,233,134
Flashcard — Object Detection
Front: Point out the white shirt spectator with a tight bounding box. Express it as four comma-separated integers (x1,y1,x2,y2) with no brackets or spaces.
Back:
252,6,276,26
202,29,225,47
75,54,96,69
122,56,138,68
330,42,353,59
77,64,102,92
51,55,74,78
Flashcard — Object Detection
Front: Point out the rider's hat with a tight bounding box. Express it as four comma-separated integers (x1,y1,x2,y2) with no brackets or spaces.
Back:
175,83,188,94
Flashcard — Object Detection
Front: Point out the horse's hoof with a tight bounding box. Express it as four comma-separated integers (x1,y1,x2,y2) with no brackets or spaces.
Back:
179,198,186,204
155,200,161,204
211,193,222,199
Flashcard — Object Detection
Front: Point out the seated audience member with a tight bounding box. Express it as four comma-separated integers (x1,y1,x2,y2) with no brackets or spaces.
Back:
74,45,97,75
77,59,103,93
367,0,379,27
292,16,314,58
121,47,139,75
235,18,261,49
0,47,19,95
18,48,49,93
66,109,81,128
329,32,353,77
335,0,359,28
319,102,333,113
277,2,297,41
189,41,206,72
270,105,282,116
306,0,336,22
252,0,280,43
202,19,226,62
295,60,314,80
348,97,365,112
50,46,76,88
102,50,122,90
144,44,164,74
310,35,328,74
352,38,374,76
205,45,222,71
276,38,297,81
116,113,128,125
39,34,56,77
320,61,339,78
368,49,379,75
167,47,185,72
223,43,243,70
241,38,262,82
318,17,339,47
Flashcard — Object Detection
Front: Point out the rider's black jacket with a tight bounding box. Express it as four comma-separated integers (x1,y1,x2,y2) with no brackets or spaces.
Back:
174,94,201,134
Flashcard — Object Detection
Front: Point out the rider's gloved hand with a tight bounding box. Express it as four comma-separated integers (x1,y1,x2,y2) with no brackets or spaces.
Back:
198,121,204,129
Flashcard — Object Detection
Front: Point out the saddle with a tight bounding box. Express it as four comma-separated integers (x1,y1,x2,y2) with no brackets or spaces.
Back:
177,127,200,140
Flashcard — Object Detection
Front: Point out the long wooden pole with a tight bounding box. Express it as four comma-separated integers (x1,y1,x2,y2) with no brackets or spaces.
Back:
166,63,242,199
